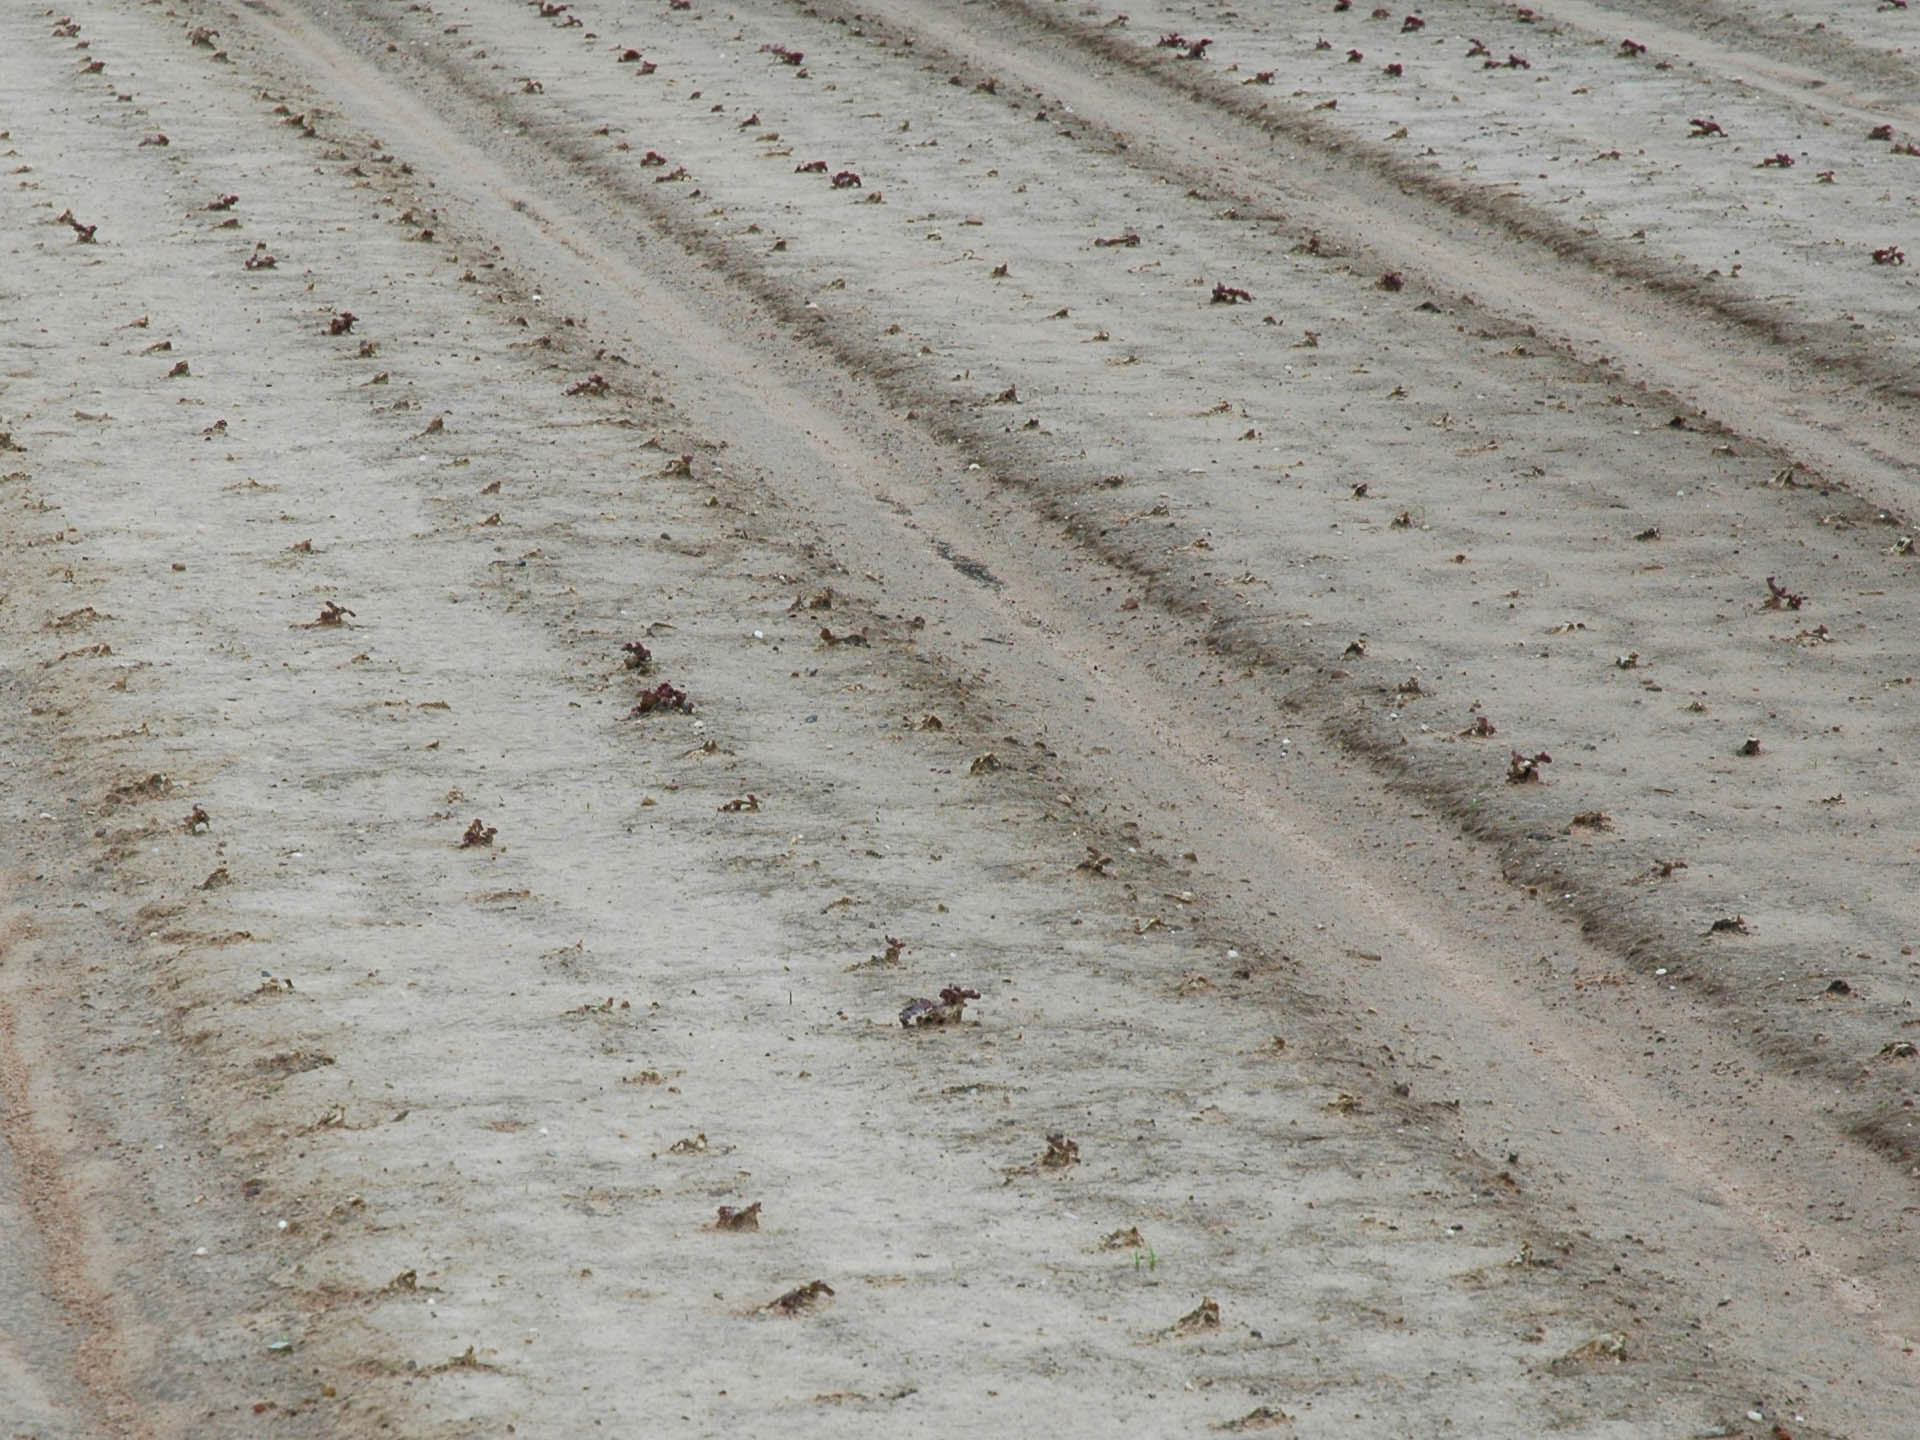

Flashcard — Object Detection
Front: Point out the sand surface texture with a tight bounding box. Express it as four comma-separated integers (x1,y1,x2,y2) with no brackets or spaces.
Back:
3,0,1918,1435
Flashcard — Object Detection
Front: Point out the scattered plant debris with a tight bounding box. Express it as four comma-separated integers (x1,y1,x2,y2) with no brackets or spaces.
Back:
1871,245,1907,266
969,753,1001,775
1706,915,1750,935
459,819,497,848
1764,576,1807,610
1460,714,1497,738
183,804,211,834
1076,847,1115,876
1167,1298,1221,1337
718,794,761,812
831,170,863,189
1568,811,1611,831
1094,232,1142,247
899,986,981,1027
566,372,610,396
1211,282,1253,304
1100,1226,1146,1250
1216,1406,1296,1433
819,626,869,647
327,311,356,335
1688,117,1725,138
622,640,653,671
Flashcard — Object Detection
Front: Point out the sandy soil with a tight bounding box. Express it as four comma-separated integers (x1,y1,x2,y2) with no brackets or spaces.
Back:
3,0,1917,1435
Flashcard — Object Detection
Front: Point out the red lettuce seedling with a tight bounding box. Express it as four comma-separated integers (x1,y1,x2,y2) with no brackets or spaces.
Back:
1507,750,1552,783
1764,576,1807,609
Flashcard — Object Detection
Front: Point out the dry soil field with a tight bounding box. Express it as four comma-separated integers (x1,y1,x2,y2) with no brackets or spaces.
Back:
4,0,1920,1436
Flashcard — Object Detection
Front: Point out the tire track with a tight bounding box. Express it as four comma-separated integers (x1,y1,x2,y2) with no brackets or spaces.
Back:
0,920,150,1440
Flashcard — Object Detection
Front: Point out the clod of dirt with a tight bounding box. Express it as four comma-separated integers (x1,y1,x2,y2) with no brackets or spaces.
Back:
1825,979,1853,996
765,1281,834,1315
1568,811,1611,831
1040,1133,1080,1168
1507,750,1552,784
182,804,211,834
459,819,497,848
167,360,191,378
1100,1226,1146,1251
566,373,610,396
968,753,1001,775
1738,736,1763,757
718,795,761,812
629,682,693,715
327,311,356,335
899,986,981,1028
713,1202,762,1231
1706,915,1750,936
1167,1298,1221,1337
660,454,693,476
819,627,869,647
1342,636,1367,658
